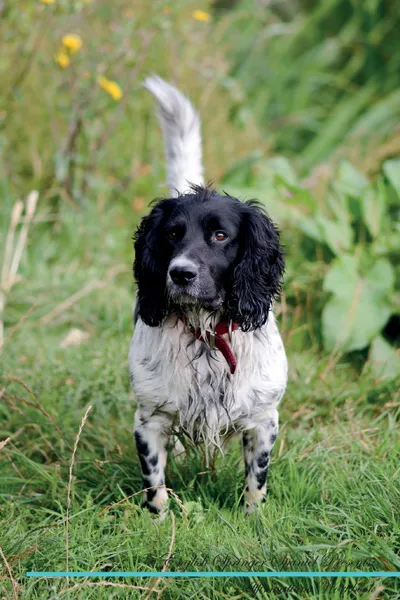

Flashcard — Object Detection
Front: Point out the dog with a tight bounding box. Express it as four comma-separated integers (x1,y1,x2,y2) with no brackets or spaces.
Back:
129,76,287,515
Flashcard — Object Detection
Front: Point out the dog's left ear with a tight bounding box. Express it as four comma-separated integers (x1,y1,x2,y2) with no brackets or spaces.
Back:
229,202,284,331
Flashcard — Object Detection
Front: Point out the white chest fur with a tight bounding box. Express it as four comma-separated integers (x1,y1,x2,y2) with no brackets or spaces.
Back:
129,312,287,448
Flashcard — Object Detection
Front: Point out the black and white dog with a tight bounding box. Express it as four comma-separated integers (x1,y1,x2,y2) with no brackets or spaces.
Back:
129,76,287,515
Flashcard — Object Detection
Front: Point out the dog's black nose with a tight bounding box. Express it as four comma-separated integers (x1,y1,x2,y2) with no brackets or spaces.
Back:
169,265,197,285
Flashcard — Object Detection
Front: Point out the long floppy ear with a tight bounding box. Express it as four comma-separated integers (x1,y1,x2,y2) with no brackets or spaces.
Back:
133,201,171,326
229,202,284,331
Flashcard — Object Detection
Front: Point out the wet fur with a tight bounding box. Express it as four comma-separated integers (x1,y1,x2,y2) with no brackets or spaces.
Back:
129,77,288,514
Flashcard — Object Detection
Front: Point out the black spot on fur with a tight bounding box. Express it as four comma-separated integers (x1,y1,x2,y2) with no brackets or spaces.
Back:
139,457,150,476
135,431,150,457
256,469,268,490
135,431,151,476
143,501,159,514
146,487,157,502
257,451,270,470
149,454,158,467
270,433,277,445
142,476,152,488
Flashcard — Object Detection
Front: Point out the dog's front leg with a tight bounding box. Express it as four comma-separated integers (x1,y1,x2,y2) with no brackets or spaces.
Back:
243,411,279,512
134,410,171,515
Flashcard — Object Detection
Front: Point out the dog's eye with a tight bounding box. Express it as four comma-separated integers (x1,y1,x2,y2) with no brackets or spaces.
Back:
166,230,179,241
214,231,227,242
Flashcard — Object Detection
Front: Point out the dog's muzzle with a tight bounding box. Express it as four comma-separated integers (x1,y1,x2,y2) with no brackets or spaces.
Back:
167,257,222,308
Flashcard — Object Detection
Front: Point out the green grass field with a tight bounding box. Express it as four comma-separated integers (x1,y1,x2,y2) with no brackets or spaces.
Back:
1,199,399,599
1,0,400,598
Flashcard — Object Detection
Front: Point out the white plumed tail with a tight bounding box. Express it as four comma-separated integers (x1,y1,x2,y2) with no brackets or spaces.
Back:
143,75,204,196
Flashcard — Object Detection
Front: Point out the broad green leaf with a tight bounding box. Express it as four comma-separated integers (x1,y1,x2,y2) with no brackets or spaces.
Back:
323,254,359,297
337,160,369,198
372,230,400,256
265,156,298,188
322,254,394,352
296,217,324,243
222,185,291,223
368,256,395,291
326,190,350,225
367,336,400,381
249,158,317,209
296,215,353,254
361,181,386,239
316,216,353,255
383,159,400,200
273,187,317,211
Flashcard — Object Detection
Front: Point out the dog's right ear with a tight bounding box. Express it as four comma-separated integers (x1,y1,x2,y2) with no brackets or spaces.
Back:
133,201,170,326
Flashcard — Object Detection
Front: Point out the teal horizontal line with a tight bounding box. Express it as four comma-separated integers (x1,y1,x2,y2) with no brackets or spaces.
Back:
26,571,400,578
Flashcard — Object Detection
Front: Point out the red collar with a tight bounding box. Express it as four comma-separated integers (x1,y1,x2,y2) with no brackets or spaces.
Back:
181,317,239,375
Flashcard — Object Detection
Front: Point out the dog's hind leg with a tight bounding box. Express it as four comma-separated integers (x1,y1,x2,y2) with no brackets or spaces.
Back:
242,410,279,512
134,409,171,516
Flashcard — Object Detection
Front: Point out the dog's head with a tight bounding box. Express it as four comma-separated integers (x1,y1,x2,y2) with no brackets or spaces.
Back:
134,185,284,331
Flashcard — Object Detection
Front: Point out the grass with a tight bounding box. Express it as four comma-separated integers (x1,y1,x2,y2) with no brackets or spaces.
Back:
220,0,400,172
1,197,399,600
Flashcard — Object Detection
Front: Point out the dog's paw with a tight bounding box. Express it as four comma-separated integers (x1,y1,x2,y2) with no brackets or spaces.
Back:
144,502,169,523
143,485,169,520
243,486,267,513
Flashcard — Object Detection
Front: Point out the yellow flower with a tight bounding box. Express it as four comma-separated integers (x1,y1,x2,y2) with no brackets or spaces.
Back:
97,76,123,101
193,9,210,22
40,0,56,4
55,51,70,68
62,34,83,55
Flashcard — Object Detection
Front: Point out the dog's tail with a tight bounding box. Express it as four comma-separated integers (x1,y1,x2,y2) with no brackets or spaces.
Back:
143,75,204,196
